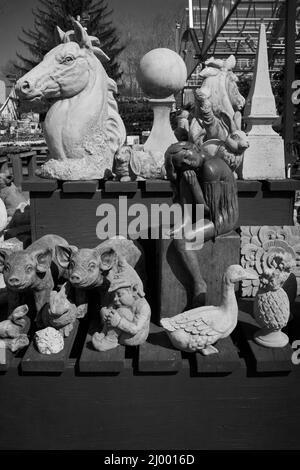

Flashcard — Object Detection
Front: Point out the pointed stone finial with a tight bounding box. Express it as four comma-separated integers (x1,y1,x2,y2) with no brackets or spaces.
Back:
244,23,277,120
241,23,285,180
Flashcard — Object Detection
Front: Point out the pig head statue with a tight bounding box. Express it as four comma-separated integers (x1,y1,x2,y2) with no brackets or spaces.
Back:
0,234,69,322
55,238,144,317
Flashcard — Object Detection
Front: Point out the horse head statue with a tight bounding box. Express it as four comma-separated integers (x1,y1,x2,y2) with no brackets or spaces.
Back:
199,55,245,122
16,19,126,180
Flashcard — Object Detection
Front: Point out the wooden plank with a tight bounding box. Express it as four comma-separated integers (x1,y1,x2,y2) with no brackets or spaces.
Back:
238,190,294,225
62,180,99,193
22,178,58,192
144,180,173,192
21,321,79,373
159,231,240,318
0,342,13,372
79,315,125,373
104,181,138,193
237,180,261,192
137,323,182,373
194,336,241,374
9,155,23,188
28,155,38,178
284,0,297,165
264,179,300,191
238,310,293,373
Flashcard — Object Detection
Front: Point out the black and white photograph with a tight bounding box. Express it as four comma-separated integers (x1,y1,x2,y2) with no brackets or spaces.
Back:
0,0,299,455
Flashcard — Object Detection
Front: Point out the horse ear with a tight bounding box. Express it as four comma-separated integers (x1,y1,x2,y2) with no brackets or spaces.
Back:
225,55,236,70
71,18,92,49
55,26,66,45
89,36,110,62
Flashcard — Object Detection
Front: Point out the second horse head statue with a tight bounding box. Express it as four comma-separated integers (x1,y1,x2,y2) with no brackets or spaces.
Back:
16,19,126,180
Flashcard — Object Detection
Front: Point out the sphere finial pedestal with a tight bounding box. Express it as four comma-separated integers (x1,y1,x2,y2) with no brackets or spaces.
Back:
137,48,187,156
144,96,177,155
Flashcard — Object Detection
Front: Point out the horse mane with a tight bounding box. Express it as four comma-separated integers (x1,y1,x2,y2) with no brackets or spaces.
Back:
106,77,126,154
199,55,237,120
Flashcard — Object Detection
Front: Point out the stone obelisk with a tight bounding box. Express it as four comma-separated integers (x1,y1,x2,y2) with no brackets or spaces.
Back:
241,23,285,180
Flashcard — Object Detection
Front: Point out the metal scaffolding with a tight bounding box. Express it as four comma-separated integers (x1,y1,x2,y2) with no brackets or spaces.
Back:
180,0,300,79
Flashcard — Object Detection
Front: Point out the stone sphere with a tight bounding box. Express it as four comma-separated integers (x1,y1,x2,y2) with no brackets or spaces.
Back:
137,48,187,99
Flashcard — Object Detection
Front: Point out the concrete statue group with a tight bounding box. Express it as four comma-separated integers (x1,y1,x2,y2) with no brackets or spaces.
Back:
0,18,293,356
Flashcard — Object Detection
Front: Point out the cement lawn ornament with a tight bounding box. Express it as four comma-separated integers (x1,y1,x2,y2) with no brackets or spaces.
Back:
161,265,258,354
55,237,144,317
194,89,249,174
137,48,187,155
92,264,151,351
254,252,295,348
16,19,126,181
0,234,69,319
0,172,28,218
35,326,64,355
0,198,7,236
165,141,239,240
42,283,78,337
0,304,30,353
112,145,164,181
193,56,245,144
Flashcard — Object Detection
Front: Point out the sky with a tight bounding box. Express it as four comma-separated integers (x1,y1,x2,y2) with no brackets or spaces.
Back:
0,0,186,84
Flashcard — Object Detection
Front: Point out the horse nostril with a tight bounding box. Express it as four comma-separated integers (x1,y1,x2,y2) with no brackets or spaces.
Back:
19,80,32,95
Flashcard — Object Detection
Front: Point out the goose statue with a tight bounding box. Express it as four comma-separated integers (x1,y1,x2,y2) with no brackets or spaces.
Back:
160,265,258,355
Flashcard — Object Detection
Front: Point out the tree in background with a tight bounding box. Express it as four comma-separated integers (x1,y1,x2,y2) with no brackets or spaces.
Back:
119,9,185,97
6,0,123,82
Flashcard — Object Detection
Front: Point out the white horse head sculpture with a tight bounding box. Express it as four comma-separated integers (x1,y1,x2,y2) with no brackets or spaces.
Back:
199,55,245,121
16,20,126,180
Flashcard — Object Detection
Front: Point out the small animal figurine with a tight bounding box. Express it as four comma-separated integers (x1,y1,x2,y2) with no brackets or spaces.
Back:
161,265,258,354
0,234,69,319
35,326,64,355
0,172,29,218
112,145,164,181
55,237,144,317
253,252,295,348
0,304,30,352
92,265,151,351
42,282,78,337
200,130,249,175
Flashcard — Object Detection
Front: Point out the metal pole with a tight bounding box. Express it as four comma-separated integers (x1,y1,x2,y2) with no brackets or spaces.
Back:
284,0,297,165
189,0,194,28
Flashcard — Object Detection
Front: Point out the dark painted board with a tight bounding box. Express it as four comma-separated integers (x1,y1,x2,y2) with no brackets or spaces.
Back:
29,189,174,246
264,179,300,191
238,310,293,373
237,180,261,192
21,321,79,373
159,232,240,319
0,345,12,372
22,178,58,192
79,315,125,373
104,181,138,193
145,180,173,192
3,365,300,449
194,336,241,374
62,180,99,193
238,190,294,226
137,323,182,373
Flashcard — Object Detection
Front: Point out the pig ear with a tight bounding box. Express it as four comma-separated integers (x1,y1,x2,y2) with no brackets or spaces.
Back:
55,245,76,269
35,249,52,274
98,247,118,271
0,249,9,273
71,18,92,49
